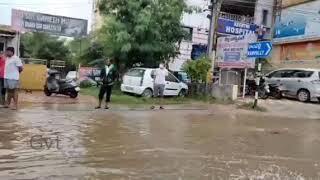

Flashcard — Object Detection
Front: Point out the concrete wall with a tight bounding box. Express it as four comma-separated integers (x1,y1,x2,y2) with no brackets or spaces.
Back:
211,84,238,101
91,0,103,31
254,0,274,28
282,0,312,7
270,42,320,69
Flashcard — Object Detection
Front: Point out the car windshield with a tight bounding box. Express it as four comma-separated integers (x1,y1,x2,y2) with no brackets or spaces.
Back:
126,69,145,77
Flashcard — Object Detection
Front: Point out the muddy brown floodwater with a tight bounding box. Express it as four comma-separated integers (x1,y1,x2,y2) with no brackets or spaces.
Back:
0,103,320,180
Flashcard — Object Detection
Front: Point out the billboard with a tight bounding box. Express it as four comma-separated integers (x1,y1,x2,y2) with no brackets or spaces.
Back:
216,35,257,68
79,67,101,81
218,18,257,36
274,1,320,41
11,9,88,37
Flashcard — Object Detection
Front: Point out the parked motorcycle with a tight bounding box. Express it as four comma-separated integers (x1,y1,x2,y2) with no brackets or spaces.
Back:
44,70,80,98
258,77,283,99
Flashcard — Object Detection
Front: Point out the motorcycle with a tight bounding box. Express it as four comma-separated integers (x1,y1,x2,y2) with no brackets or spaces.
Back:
44,70,80,98
258,77,283,99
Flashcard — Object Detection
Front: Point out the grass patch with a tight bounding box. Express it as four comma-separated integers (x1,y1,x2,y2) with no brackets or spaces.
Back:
81,87,234,106
237,102,267,112
81,87,194,106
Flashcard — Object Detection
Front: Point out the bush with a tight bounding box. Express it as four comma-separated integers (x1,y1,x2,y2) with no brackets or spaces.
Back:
80,80,95,88
183,56,211,83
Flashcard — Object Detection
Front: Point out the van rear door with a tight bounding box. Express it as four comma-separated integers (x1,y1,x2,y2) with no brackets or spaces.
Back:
122,69,145,87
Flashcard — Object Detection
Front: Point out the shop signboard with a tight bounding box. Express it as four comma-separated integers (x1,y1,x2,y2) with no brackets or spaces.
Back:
216,35,257,68
218,18,257,36
12,9,88,37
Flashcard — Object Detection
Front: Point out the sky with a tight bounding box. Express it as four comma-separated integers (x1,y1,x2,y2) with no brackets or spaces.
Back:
0,0,209,32
0,0,93,28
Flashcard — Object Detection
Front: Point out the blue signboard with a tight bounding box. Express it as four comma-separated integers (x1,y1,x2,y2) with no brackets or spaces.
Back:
247,42,272,58
225,52,241,61
218,18,257,36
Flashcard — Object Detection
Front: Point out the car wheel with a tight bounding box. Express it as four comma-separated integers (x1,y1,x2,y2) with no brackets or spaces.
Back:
142,88,153,98
297,89,310,102
178,89,187,97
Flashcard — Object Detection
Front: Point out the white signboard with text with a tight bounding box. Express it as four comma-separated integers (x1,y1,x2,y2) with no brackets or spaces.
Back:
216,35,257,69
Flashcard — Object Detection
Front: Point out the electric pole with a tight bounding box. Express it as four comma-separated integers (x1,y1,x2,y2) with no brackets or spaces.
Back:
206,0,223,85
206,0,223,58
253,0,282,109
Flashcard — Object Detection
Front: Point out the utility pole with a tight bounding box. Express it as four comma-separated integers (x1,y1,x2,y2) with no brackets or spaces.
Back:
207,0,223,58
253,0,282,109
207,0,223,86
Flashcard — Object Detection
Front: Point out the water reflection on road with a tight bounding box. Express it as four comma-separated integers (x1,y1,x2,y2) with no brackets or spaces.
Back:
0,104,320,179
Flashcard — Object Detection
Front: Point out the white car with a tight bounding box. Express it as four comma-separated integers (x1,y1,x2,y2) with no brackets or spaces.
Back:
265,68,320,102
121,68,189,97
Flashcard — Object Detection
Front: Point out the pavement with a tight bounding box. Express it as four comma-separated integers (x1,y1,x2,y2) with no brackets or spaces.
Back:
0,92,319,179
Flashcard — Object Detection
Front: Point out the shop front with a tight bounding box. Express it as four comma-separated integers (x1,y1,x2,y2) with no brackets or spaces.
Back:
0,25,20,55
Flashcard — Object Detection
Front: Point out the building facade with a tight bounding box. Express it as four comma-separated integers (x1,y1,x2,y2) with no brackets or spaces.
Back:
90,0,277,71
271,0,320,69
0,25,20,56
91,0,103,32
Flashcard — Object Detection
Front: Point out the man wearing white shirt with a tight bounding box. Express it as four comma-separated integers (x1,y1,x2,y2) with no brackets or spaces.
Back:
151,63,168,110
4,47,23,110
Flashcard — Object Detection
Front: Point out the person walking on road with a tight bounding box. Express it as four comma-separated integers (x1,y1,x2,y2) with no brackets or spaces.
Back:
95,59,116,109
3,47,23,110
0,53,6,107
151,63,168,110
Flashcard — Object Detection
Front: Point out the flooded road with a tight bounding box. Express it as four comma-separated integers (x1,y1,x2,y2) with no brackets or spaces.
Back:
1,103,320,179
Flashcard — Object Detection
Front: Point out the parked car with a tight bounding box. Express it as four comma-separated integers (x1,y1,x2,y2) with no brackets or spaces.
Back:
172,71,191,84
121,68,189,98
265,68,320,102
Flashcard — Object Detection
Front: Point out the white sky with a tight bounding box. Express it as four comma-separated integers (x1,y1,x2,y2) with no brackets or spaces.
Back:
0,0,209,32
0,0,93,29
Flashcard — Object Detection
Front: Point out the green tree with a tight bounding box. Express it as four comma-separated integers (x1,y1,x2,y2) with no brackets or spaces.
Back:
98,0,189,68
183,56,211,83
21,32,70,61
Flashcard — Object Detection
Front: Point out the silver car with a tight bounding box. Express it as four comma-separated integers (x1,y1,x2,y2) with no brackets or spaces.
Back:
265,68,320,102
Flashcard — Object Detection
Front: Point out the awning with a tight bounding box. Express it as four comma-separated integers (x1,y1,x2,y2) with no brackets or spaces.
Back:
0,33,15,37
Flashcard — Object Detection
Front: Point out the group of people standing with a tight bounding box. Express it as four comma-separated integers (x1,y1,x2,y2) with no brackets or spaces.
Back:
0,47,23,110
0,50,168,110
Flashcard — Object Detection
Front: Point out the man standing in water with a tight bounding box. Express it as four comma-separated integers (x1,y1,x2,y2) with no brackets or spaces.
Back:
0,53,6,107
3,47,23,110
151,63,168,110
95,59,116,109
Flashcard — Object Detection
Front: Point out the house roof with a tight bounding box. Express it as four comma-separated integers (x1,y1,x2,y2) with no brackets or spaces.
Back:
0,25,16,35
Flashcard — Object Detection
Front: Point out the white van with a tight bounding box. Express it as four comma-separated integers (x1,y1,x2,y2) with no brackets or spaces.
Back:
265,68,320,102
121,68,189,97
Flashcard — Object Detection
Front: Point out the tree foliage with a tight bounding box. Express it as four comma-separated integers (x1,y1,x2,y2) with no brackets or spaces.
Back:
183,56,212,83
98,0,188,67
67,37,105,67
21,32,70,61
